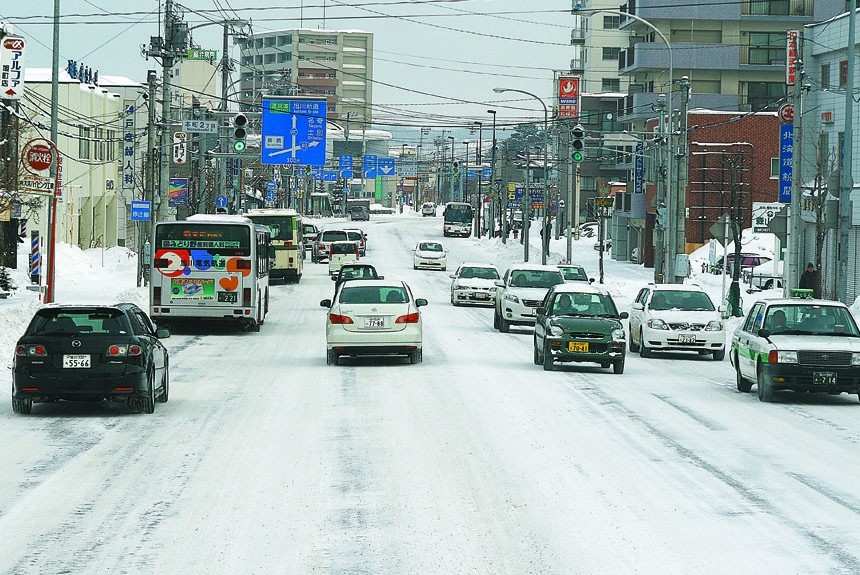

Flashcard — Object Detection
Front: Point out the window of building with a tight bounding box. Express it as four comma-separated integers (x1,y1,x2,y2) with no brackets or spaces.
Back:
242,56,253,66
821,63,830,90
255,55,263,65
840,60,848,87
747,32,784,65
818,132,830,168
603,15,620,29
264,53,276,64
691,79,720,94
672,29,721,43
254,39,263,49
79,127,91,160
265,37,275,48
743,81,785,111
770,157,779,178
601,78,621,92
277,52,288,63
602,47,620,61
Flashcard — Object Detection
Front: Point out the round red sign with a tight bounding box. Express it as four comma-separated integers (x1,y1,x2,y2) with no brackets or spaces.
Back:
21,139,56,174
778,103,794,124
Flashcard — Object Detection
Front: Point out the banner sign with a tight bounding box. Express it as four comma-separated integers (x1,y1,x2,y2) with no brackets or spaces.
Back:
168,178,189,207
778,124,793,203
122,101,136,190
557,76,580,118
0,35,26,100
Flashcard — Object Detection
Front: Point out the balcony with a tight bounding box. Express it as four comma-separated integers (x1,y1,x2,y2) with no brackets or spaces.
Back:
619,43,740,75
620,0,740,22
619,91,744,122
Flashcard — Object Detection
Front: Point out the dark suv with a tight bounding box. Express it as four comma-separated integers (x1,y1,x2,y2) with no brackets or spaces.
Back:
12,303,170,414
312,229,349,263
348,206,370,221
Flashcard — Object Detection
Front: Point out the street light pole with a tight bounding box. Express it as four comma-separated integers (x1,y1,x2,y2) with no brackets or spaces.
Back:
493,87,549,264
487,110,499,241
463,140,470,206
447,135,455,203
474,121,483,238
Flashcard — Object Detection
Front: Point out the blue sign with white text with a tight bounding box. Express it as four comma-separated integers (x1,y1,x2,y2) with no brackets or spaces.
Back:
130,200,151,221
363,154,378,178
261,97,327,166
779,124,793,203
377,157,396,177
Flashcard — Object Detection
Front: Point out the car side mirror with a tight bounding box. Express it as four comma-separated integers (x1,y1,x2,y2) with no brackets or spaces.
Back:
449,274,456,279
377,275,384,280
718,304,726,312
415,298,429,307
758,328,771,338
619,311,629,319
320,299,332,308
632,302,644,310
155,327,170,339
536,306,545,316
494,280,505,288
589,278,595,284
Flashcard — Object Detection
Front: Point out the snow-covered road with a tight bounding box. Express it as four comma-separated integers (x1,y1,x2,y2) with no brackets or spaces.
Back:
2,214,860,574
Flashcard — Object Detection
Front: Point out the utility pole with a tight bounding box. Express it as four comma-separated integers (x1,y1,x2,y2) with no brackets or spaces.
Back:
159,0,175,225
653,94,667,282
665,76,690,283
837,4,856,303
44,0,60,302
787,31,804,298
673,76,691,282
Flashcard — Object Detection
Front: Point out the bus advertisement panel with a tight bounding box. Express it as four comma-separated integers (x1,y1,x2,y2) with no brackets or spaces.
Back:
150,214,270,331
443,202,474,237
245,208,304,283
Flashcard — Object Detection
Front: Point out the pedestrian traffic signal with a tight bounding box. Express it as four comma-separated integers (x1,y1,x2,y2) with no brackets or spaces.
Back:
571,124,585,163
233,113,248,152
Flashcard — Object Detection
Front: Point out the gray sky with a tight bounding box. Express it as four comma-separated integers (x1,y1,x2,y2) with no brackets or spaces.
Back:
3,1,574,140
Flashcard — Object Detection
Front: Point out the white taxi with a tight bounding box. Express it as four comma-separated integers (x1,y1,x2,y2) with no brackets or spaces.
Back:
730,298,860,402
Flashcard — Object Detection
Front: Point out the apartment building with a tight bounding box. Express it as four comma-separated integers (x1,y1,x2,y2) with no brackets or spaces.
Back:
237,29,373,123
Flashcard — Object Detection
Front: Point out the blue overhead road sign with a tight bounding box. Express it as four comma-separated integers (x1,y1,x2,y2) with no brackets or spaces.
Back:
261,97,327,167
377,157,396,177
339,154,354,179
363,154,378,178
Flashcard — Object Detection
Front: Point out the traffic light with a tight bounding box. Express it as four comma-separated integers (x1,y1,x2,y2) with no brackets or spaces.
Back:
452,161,459,177
232,113,247,152
571,124,585,163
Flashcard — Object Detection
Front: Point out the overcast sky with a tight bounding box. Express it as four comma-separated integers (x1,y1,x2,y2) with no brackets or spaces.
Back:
3,1,575,139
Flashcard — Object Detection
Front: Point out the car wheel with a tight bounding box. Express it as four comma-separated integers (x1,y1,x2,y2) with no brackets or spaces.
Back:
542,344,554,371
493,308,500,329
639,331,652,358
138,368,156,414
410,349,423,364
326,349,338,366
756,363,774,402
499,314,510,333
12,395,32,415
629,331,640,352
156,361,169,403
736,356,752,393
533,339,541,365
713,348,726,361
451,293,458,306
764,279,774,289
613,359,625,375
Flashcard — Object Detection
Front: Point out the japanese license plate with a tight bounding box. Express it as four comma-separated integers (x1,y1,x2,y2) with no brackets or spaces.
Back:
471,292,489,300
63,354,91,368
364,317,384,329
813,371,836,385
568,341,589,353
678,334,696,344
218,291,238,303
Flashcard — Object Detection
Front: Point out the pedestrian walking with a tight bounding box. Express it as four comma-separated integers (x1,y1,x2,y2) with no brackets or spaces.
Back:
799,262,820,298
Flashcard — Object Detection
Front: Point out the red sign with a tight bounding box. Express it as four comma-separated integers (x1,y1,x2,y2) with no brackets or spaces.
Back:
778,103,794,123
19,138,57,195
558,76,580,119
26,144,54,172
786,30,799,86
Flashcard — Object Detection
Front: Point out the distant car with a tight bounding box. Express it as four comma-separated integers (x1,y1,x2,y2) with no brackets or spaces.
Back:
344,228,367,256
421,203,436,217
711,252,771,275
327,240,360,279
413,240,448,271
533,284,628,373
312,229,349,263
731,297,860,402
628,284,726,360
593,238,612,251
348,205,370,221
332,263,382,296
449,263,500,307
493,264,565,332
745,259,784,291
320,279,428,365
302,222,319,253
12,303,170,415
557,264,594,284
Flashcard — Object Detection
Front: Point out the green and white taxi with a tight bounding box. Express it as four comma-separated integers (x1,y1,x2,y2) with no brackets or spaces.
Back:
730,298,860,402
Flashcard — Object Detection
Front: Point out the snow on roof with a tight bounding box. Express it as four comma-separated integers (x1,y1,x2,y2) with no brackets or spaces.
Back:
24,68,143,87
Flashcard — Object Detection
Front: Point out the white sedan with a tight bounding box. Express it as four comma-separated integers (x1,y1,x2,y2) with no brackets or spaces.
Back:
320,279,427,365
449,263,500,307
413,241,448,271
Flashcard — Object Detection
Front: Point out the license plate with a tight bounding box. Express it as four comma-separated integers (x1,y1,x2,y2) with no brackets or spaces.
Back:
471,292,489,299
63,354,91,368
678,334,696,344
218,291,238,303
813,371,837,385
364,317,385,328
568,341,589,353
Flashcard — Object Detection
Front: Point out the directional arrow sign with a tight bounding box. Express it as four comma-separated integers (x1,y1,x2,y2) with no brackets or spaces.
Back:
261,97,327,167
363,154,378,179
377,157,395,177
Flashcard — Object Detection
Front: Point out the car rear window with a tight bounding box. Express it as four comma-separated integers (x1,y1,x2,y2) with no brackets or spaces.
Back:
322,231,348,242
346,231,363,242
560,267,588,281
330,243,356,255
510,270,564,288
339,286,408,304
28,309,131,335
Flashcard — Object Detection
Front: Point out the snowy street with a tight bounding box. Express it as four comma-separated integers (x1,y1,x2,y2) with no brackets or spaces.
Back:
2,213,860,574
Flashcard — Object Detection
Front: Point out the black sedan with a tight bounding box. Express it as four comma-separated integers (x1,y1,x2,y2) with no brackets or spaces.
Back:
12,303,170,414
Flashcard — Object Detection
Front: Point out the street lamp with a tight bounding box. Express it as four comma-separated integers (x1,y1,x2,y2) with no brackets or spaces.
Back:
447,135,455,203
463,140,471,205
473,121,483,238
487,109,500,241
573,3,674,281
494,87,549,264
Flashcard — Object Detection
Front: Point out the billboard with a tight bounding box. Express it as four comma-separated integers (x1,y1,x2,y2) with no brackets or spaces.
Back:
557,76,580,118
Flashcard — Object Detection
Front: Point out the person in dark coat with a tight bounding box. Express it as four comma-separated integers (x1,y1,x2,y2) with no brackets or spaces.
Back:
799,263,820,298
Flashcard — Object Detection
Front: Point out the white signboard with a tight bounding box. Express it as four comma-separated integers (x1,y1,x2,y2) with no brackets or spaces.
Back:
182,119,218,134
122,101,136,190
752,202,784,232
0,35,26,100
172,131,187,164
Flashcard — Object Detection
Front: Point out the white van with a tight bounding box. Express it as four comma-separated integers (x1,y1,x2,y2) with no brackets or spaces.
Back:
328,241,360,279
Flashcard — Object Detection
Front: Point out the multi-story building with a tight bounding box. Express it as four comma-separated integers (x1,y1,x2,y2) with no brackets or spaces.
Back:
574,0,631,94
237,29,373,123
171,48,219,110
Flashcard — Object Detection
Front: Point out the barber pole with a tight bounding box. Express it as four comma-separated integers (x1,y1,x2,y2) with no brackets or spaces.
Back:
30,230,40,284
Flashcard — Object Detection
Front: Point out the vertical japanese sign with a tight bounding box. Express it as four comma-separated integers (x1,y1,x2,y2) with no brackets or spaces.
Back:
0,35,26,100
122,101,136,190
779,124,793,203
557,76,580,119
634,141,645,194
786,30,799,86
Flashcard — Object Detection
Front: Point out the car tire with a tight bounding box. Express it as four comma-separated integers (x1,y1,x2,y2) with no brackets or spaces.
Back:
639,331,652,358
613,359,625,375
629,332,640,353
156,362,169,403
533,339,541,365
12,395,32,415
757,363,774,402
713,348,726,361
736,357,752,393
499,314,510,333
326,349,338,366
410,349,423,364
138,368,156,414
542,344,554,371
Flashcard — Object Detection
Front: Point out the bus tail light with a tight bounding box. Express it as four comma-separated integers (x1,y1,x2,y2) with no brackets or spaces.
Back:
236,260,251,271
243,288,252,308
329,313,354,324
153,286,162,304
396,313,420,324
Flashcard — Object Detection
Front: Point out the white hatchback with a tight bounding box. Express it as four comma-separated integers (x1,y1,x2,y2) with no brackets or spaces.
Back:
320,280,427,365
413,240,447,271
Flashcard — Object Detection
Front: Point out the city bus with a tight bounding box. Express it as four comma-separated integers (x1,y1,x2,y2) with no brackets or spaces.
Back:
150,214,271,332
443,202,474,237
244,208,304,283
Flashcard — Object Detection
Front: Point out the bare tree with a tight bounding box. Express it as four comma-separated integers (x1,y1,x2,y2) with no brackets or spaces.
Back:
806,135,839,298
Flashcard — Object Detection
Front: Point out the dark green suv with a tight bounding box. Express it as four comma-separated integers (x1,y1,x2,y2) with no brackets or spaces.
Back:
533,284,628,373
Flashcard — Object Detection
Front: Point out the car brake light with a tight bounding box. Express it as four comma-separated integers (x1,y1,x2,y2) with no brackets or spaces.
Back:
396,312,420,324
153,286,162,304
106,345,128,357
21,344,48,357
768,350,779,364
15,345,27,356
128,345,143,356
329,313,354,324
243,288,252,307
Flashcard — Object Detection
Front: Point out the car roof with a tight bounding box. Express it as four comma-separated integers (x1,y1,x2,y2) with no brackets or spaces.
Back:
647,283,707,292
330,240,359,245
557,264,585,269
550,283,605,295
340,279,406,289
38,302,131,310
507,263,562,272
458,262,498,269
758,298,848,308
